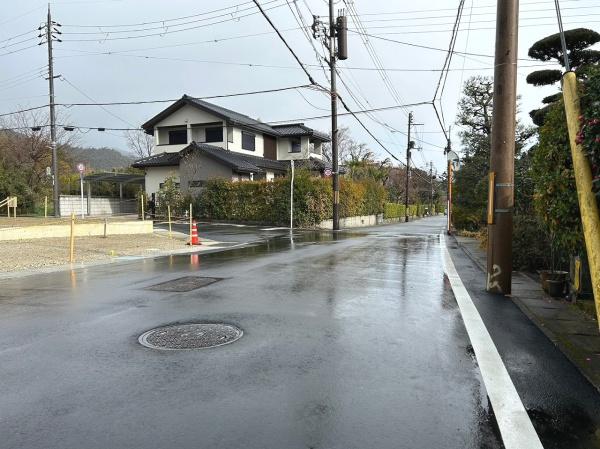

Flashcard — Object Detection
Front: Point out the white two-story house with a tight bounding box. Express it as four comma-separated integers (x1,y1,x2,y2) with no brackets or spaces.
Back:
132,95,330,196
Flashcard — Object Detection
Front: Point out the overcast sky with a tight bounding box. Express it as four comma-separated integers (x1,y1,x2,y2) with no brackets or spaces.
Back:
0,0,597,173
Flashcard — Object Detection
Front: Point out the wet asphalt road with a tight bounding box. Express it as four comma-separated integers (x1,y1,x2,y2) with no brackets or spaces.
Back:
155,220,294,245
1,216,599,448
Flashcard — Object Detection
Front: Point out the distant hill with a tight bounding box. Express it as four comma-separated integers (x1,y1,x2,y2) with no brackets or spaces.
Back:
64,146,135,171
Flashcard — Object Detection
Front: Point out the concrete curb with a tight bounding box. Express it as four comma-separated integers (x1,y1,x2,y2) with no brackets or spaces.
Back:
452,235,600,392
0,241,249,281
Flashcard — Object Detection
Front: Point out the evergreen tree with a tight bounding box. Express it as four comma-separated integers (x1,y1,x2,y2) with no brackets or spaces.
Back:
526,28,600,125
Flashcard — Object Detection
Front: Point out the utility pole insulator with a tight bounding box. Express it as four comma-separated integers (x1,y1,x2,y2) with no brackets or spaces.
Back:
336,15,348,60
311,15,319,39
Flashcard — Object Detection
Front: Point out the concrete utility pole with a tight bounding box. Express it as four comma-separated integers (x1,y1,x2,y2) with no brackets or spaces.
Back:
404,112,413,223
445,133,456,235
486,0,519,295
46,4,60,217
329,0,340,231
429,161,434,214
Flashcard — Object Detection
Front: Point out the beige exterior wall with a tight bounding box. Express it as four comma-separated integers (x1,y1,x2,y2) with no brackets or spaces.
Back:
145,166,180,196
228,127,264,157
179,152,233,195
276,136,311,161
0,221,153,241
152,104,267,157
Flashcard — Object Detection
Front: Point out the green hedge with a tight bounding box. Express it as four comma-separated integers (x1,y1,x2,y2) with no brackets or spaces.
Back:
384,203,434,219
194,171,386,227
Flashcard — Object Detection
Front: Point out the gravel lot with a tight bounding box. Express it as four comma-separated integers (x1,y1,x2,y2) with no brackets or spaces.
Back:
0,233,191,273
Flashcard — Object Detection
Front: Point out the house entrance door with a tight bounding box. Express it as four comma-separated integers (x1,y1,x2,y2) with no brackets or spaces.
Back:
264,135,277,160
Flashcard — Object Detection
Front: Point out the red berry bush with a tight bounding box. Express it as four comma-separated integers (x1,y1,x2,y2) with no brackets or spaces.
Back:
579,67,600,197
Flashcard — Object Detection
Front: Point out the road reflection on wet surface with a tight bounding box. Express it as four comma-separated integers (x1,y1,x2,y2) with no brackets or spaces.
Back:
0,217,598,448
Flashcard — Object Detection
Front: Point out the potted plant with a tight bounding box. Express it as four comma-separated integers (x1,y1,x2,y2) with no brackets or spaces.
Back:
538,231,569,297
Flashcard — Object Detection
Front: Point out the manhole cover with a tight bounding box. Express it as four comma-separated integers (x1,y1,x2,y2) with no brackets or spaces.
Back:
138,323,243,350
147,276,222,292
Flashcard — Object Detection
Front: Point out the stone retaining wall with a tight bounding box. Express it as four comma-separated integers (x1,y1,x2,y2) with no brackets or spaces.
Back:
0,220,153,241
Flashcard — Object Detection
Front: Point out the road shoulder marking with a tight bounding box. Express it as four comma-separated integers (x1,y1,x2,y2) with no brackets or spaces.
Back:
441,235,544,449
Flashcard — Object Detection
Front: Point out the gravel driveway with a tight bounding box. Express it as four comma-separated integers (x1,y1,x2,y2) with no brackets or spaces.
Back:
0,233,191,272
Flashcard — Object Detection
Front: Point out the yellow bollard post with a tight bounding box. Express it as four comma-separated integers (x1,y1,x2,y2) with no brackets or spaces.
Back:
44,196,48,218
69,213,75,263
141,194,145,221
167,205,172,239
189,203,193,245
562,72,600,329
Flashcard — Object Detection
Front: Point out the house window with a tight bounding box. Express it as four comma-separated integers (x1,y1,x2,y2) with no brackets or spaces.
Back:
242,131,255,151
205,126,223,143
227,126,233,143
290,138,301,153
168,129,187,145
188,180,206,188
159,182,180,189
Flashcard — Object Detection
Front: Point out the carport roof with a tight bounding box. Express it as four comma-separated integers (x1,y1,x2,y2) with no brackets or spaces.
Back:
83,172,145,184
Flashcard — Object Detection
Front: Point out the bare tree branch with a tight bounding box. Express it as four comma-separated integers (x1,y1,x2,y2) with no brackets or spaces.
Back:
125,130,153,159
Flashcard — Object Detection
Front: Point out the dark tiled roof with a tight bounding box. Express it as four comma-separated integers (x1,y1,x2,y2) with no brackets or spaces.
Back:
183,142,289,174
185,97,276,136
141,96,329,141
271,123,330,141
132,151,181,168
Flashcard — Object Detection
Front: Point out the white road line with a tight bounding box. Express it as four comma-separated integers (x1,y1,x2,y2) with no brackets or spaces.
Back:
441,235,544,449
260,227,290,231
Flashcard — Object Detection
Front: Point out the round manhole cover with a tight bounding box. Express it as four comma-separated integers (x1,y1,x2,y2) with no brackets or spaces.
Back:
139,323,243,350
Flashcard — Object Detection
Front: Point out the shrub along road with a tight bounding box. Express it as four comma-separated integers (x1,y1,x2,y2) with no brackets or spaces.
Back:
1,216,599,449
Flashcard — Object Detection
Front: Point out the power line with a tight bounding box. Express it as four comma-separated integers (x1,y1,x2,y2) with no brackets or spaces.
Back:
0,74,45,92
56,84,318,106
55,27,302,55
61,2,287,42
0,44,38,58
59,76,137,128
348,18,600,36
53,49,559,72
455,0,475,121
0,66,48,86
344,0,409,118
60,0,273,28
0,105,49,118
347,29,543,62
284,0,329,83
268,101,432,125
0,124,139,132
359,10,600,27
252,0,317,86
62,0,283,35
0,30,38,46
432,0,466,136
351,0,596,17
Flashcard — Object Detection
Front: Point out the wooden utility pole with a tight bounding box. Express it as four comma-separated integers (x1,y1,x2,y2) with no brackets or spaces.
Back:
486,0,519,295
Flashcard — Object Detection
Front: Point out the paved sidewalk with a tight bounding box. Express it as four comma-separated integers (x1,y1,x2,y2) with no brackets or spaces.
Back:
454,235,600,391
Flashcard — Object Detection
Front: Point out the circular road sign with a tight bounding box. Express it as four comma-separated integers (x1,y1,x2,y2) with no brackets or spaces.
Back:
324,168,332,177
77,163,85,173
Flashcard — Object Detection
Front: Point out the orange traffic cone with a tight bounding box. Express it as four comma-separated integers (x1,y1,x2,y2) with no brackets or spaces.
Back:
190,220,200,246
